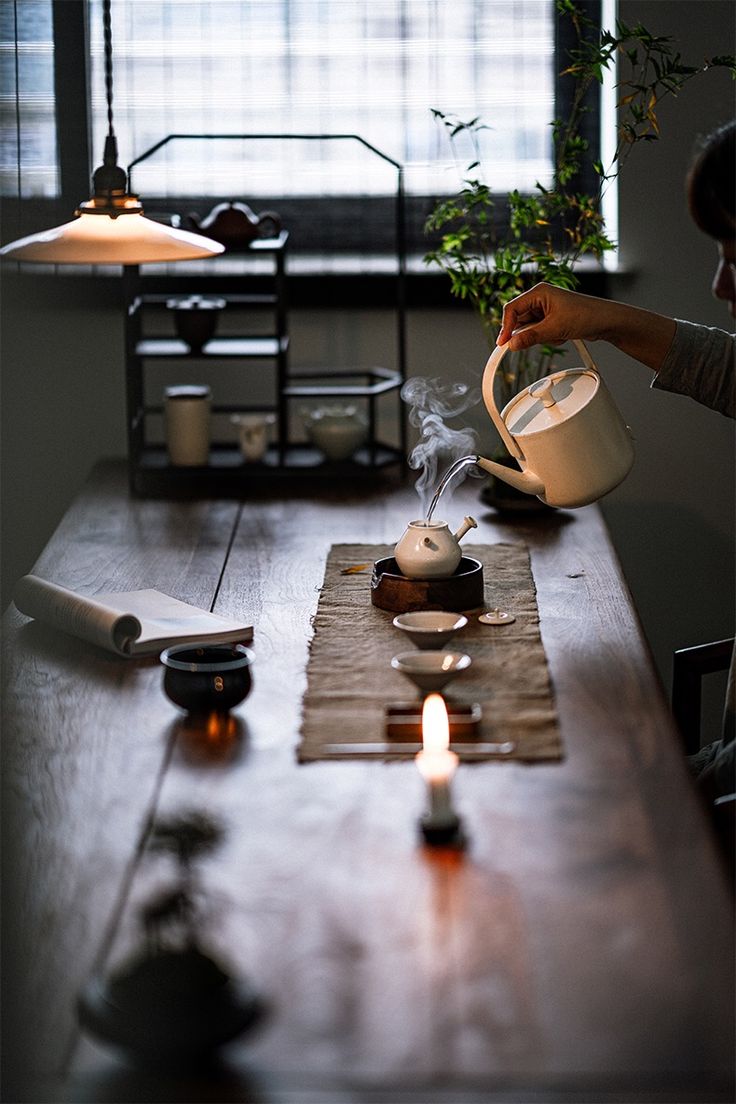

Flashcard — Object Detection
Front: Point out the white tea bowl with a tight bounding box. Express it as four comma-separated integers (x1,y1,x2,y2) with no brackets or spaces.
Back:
391,651,472,695
392,611,468,650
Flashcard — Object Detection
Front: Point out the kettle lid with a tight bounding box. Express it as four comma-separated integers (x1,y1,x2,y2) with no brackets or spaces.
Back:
503,368,599,437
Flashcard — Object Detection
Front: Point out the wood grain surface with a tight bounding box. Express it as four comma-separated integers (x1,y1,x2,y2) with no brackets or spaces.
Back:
2,461,733,1104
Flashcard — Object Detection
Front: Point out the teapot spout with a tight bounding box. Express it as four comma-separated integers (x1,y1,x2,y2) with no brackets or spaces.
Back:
475,455,545,498
453,515,478,542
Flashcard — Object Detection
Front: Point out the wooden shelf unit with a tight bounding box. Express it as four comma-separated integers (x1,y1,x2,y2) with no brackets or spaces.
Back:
123,231,406,496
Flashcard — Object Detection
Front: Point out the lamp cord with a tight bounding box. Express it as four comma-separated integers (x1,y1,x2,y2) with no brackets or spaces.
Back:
91,0,131,200
102,0,114,137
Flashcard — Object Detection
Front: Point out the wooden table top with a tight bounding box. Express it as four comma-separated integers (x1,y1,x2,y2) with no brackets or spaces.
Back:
2,459,733,1104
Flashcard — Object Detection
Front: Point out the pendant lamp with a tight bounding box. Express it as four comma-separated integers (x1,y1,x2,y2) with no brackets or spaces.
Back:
0,0,223,265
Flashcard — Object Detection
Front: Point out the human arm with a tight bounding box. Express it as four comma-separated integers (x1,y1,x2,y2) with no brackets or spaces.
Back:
653,318,735,416
497,283,677,373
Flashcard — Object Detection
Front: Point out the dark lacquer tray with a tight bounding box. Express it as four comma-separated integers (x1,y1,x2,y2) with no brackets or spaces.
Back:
370,555,484,613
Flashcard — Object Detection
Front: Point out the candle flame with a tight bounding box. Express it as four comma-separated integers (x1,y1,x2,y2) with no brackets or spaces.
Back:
422,692,450,754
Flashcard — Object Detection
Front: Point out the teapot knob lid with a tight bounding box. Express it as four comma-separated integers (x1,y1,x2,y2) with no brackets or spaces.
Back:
529,377,557,408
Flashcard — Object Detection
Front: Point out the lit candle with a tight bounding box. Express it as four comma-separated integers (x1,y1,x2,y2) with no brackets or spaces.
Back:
415,693,464,845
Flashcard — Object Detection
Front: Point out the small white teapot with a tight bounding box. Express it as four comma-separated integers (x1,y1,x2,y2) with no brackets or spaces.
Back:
475,339,634,508
394,516,477,579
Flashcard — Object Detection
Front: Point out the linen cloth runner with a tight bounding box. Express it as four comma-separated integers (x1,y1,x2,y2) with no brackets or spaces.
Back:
298,542,562,762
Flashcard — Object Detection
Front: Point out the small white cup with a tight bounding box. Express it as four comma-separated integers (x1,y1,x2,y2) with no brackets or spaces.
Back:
231,413,275,463
165,384,211,466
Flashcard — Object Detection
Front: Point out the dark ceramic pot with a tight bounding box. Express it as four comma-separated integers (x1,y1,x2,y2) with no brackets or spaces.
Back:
166,295,226,353
160,643,254,713
186,201,282,250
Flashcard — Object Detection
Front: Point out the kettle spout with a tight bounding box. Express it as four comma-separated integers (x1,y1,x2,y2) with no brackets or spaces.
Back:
453,515,478,542
474,455,545,498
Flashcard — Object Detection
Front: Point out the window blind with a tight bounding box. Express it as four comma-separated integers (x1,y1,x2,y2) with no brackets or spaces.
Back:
89,0,555,199
0,0,57,198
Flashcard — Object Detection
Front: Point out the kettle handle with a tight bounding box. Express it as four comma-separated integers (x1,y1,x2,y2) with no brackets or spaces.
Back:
482,337,597,461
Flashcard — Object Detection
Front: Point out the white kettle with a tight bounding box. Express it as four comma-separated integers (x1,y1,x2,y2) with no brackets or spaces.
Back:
475,339,635,508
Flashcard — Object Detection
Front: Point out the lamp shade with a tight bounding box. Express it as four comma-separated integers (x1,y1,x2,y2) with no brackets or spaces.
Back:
0,210,225,265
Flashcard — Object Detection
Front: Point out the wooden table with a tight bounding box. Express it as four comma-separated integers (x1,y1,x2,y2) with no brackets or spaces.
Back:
2,460,733,1103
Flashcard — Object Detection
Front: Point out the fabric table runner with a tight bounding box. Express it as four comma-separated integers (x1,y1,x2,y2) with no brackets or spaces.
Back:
298,542,562,762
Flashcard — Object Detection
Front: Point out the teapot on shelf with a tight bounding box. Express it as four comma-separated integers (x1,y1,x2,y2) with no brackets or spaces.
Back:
394,516,477,580
185,202,282,251
474,338,635,509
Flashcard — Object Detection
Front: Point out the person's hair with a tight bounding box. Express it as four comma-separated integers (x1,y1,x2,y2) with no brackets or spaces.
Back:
687,120,736,240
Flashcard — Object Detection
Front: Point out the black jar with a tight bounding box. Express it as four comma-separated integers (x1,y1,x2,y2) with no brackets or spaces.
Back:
160,643,254,713
166,295,226,353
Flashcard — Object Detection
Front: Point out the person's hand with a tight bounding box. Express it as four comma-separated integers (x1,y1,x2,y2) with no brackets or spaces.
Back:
496,282,678,373
497,283,610,351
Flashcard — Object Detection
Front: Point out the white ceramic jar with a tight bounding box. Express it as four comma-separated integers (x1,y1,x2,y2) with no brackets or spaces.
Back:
304,404,368,462
164,384,211,466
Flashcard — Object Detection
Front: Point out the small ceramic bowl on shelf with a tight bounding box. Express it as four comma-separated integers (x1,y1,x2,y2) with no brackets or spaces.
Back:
303,403,368,462
390,651,472,695
160,643,254,713
392,611,468,650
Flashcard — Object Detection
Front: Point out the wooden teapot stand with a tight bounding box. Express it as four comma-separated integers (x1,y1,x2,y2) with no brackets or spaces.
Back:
370,556,484,614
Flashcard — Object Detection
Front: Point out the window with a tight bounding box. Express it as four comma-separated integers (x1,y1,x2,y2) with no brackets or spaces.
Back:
0,0,57,197
2,1,601,262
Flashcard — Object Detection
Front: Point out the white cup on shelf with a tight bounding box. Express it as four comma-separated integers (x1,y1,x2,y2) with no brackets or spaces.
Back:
231,412,275,463
164,384,211,466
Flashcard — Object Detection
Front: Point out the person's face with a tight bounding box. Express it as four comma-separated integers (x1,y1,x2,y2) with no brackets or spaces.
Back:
713,238,736,318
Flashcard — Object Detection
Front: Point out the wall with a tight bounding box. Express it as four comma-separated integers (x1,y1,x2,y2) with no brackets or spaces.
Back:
1,0,734,731
600,0,735,732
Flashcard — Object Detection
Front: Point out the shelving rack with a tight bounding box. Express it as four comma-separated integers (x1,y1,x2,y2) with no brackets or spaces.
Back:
122,133,408,497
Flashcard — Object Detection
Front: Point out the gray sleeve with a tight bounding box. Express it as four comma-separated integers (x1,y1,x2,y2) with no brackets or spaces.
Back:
651,319,735,418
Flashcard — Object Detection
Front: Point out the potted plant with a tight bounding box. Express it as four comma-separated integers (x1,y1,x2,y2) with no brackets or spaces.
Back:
424,0,734,509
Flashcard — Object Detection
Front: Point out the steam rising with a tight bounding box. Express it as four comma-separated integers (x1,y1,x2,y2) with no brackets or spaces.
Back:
401,377,481,516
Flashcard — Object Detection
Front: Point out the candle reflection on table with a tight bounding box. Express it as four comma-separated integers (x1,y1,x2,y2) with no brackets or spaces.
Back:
415,693,465,847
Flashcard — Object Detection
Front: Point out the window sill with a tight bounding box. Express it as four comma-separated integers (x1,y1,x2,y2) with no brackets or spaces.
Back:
1,254,610,310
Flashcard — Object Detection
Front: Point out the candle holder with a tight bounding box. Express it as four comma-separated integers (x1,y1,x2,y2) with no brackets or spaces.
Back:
415,693,468,850
419,809,466,849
